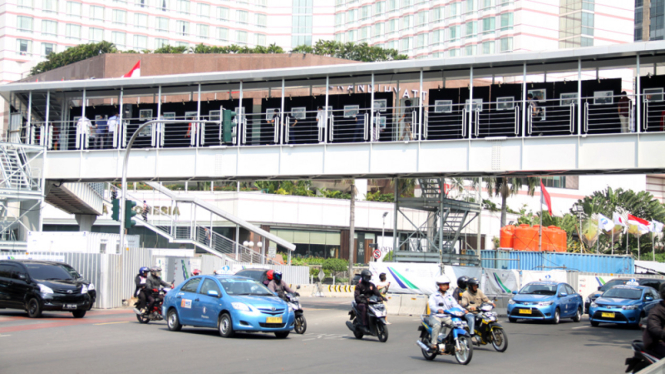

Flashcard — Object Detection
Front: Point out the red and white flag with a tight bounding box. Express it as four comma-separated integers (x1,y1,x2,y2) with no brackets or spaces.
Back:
628,214,651,234
613,212,626,227
540,180,552,216
122,60,141,78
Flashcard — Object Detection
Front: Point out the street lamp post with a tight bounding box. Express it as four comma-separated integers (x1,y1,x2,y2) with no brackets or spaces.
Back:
381,212,388,259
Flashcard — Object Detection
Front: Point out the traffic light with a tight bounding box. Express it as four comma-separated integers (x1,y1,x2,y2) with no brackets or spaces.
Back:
111,199,120,222
222,109,237,144
124,200,137,229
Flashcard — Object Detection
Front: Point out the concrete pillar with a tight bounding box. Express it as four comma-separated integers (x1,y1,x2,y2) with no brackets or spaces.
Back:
17,200,40,241
75,214,97,232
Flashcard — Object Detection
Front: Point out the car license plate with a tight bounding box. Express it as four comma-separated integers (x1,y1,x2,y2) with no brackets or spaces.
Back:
63,304,77,310
601,312,615,318
519,309,532,314
266,317,282,324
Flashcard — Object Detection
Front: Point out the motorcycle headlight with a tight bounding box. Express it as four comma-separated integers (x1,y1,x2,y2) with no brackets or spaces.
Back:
508,299,515,305
231,302,251,312
87,283,95,291
39,284,54,294
288,304,294,312
623,305,639,310
80,285,88,294
538,301,554,306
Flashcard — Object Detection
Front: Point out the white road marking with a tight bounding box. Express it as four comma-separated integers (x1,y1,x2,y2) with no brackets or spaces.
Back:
572,326,589,329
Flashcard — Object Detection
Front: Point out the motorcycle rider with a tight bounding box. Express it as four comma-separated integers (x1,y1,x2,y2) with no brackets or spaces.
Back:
264,270,274,287
354,269,384,334
145,267,172,314
192,269,201,276
134,267,149,312
461,277,494,340
427,275,471,350
268,271,294,300
453,276,469,303
645,283,665,358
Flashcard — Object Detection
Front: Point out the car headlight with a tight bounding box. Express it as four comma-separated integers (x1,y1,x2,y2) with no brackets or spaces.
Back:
538,301,554,306
623,305,639,310
231,302,251,312
508,299,515,305
591,302,598,308
87,283,95,291
39,284,54,294
80,285,88,294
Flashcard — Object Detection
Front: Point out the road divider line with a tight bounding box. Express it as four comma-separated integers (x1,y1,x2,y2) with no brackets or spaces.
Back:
572,326,589,329
94,321,130,326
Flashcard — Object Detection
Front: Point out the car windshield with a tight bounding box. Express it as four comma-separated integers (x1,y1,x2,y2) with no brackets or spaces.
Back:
25,264,74,280
599,279,628,292
602,288,642,300
60,264,81,279
219,278,274,296
519,284,557,295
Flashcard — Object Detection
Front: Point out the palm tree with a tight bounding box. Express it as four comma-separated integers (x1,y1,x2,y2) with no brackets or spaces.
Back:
486,177,539,228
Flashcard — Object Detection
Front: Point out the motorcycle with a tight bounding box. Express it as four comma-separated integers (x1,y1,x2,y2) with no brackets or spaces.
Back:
286,292,306,334
467,303,508,352
345,295,389,342
625,340,660,373
416,307,474,365
134,288,169,324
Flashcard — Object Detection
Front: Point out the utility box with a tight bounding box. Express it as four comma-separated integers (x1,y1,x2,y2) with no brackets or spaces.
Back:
27,231,140,254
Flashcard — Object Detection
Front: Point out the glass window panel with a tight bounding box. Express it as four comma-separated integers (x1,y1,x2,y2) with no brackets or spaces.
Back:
43,20,58,35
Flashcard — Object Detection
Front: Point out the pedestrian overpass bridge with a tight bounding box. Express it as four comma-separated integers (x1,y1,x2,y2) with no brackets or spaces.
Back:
2,42,665,264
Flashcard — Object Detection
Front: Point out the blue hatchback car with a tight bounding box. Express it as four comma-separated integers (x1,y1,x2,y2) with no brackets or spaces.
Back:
588,285,661,328
162,275,295,338
507,281,583,324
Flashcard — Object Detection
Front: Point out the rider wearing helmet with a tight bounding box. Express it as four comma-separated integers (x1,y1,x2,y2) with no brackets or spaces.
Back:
460,277,493,338
134,267,150,311
267,271,294,300
354,269,384,334
145,267,172,313
264,270,274,286
192,269,201,276
427,274,470,350
453,276,469,303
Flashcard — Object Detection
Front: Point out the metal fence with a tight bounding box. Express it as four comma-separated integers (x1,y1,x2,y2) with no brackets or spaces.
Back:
198,254,310,285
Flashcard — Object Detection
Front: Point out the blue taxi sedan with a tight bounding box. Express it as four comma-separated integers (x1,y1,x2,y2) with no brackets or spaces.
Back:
589,285,660,328
162,275,295,338
507,281,583,324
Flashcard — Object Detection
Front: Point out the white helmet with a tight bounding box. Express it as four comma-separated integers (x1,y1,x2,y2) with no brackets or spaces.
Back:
435,275,451,285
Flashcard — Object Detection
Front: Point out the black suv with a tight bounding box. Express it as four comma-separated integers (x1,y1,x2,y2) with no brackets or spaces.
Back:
584,277,665,314
0,260,94,318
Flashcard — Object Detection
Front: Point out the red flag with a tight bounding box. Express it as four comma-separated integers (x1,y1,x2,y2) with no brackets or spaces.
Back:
540,180,552,216
122,60,141,78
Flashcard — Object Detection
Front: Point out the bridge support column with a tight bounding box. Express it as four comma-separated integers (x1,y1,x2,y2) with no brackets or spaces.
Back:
75,214,97,232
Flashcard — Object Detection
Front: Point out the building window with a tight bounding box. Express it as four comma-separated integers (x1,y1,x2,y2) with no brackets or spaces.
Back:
89,27,103,42
465,21,477,37
113,10,127,25
161,0,168,11
400,0,411,8
500,13,513,30
582,12,594,35
400,15,411,30
257,13,266,27
482,41,494,54
482,17,495,34
91,6,105,21
43,0,58,12
581,36,593,46
449,48,458,57
465,44,475,56
237,10,248,23
449,25,459,40
480,0,492,9
399,37,409,52
415,33,426,48
217,27,228,40
257,33,266,46
176,0,189,14
465,0,474,13
65,23,80,39
197,24,208,39
176,20,189,36
447,2,459,17
42,42,55,56
135,0,145,7
360,5,370,20
17,0,33,8
17,39,31,56
335,13,343,26
135,13,148,28
176,41,188,47
360,26,369,41
416,11,427,26
155,38,168,48
431,7,443,22
218,7,229,20
237,30,248,44
157,17,169,32
133,35,147,49
387,0,396,11
42,20,58,35
17,16,33,32
386,19,396,33
375,1,385,14
374,22,383,37
112,31,126,47
500,37,512,52
66,1,81,16
198,3,210,18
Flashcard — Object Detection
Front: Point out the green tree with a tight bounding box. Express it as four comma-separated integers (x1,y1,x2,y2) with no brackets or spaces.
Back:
486,177,539,228
292,40,408,62
30,41,117,75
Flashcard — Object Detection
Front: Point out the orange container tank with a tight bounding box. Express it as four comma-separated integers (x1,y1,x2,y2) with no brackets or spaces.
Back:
514,224,538,251
500,225,516,249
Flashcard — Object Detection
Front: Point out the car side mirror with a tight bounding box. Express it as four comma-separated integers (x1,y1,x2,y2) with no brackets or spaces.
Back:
559,292,568,297
207,290,220,297
512,291,518,295
646,296,654,301
598,286,602,291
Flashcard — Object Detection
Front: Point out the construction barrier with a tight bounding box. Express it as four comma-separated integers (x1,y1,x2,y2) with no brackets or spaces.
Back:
384,294,401,316
399,294,428,316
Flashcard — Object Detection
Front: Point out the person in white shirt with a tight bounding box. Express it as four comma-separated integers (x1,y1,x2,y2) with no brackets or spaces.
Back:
375,273,391,325
426,275,470,350
316,107,326,143
107,113,119,146
76,116,92,149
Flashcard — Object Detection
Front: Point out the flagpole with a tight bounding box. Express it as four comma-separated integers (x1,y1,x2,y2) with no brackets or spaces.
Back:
596,226,600,254
611,229,614,255
638,235,640,260
653,232,655,261
539,186,543,252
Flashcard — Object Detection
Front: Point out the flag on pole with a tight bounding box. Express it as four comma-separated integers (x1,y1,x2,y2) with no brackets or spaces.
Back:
540,180,552,216
122,60,141,78
628,214,652,234
651,220,664,234
597,214,614,231
613,212,627,228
